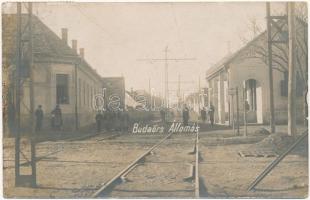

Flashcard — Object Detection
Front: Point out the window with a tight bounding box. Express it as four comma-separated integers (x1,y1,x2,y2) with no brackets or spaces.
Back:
56,74,69,104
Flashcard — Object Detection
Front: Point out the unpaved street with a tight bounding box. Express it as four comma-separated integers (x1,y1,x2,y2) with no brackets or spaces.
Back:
3,126,308,198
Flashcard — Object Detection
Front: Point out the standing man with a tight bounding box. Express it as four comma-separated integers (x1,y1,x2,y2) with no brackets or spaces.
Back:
209,103,215,127
104,108,111,132
121,108,130,133
95,111,103,133
183,105,189,126
200,107,207,123
51,105,62,131
160,108,166,124
35,105,44,132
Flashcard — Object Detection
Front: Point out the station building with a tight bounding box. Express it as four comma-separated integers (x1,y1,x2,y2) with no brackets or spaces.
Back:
205,18,307,125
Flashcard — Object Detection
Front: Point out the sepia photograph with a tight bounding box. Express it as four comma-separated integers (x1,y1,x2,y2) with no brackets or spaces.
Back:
2,1,309,198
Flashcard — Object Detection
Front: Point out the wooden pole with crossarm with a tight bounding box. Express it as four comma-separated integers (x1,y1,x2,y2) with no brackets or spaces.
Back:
137,46,196,109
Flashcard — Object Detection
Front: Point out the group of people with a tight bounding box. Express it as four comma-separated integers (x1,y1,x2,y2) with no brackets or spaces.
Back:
35,104,130,134
35,104,63,132
159,105,190,126
34,103,216,133
95,109,130,133
200,104,215,127
159,104,215,127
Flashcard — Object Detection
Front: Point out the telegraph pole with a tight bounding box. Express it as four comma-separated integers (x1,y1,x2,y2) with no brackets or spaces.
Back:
266,2,276,133
198,76,201,111
288,2,296,136
75,61,79,130
15,2,37,187
28,2,37,187
148,77,151,110
164,46,169,108
15,2,22,187
137,46,195,109
178,74,181,108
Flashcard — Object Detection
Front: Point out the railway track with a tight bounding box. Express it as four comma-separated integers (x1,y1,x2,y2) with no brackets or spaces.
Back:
3,132,108,170
91,130,201,198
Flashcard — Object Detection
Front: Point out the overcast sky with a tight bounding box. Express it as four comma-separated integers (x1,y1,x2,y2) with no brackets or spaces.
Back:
3,2,286,102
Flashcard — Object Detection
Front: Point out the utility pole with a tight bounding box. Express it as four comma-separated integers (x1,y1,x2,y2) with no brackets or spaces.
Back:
148,77,151,96
148,77,151,110
28,2,37,187
137,46,195,109
288,2,296,136
164,46,169,108
15,2,37,187
266,2,276,133
198,76,201,111
169,77,195,110
15,2,22,187
75,62,79,130
178,74,181,108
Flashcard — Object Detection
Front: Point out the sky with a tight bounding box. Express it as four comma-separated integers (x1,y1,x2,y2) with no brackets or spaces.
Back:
3,2,281,102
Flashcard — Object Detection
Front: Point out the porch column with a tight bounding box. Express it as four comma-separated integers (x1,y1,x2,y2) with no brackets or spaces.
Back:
207,80,212,106
219,71,225,124
213,77,219,123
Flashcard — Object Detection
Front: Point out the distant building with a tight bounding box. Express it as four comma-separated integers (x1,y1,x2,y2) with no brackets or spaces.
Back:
184,88,208,113
205,18,307,125
3,14,103,133
102,77,125,111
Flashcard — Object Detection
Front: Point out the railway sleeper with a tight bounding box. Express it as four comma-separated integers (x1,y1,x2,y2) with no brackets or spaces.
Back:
188,145,196,154
120,164,139,183
183,164,195,182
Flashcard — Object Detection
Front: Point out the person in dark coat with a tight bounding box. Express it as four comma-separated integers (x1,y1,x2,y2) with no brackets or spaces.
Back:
95,111,103,133
120,108,130,133
104,109,112,132
51,105,62,130
182,105,189,126
209,103,215,127
160,108,166,124
200,107,207,123
35,105,44,132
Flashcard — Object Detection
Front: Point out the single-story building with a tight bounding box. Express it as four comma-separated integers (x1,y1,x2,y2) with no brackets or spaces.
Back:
205,17,307,125
3,14,104,134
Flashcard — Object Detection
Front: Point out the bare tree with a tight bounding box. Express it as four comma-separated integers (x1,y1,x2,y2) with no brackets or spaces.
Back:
240,9,307,85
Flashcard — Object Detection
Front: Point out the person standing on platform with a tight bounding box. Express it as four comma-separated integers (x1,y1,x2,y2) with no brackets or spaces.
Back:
200,107,206,123
160,108,166,124
51,104,62,131
35,105,44,132
183,105,189,126
209,103,215,127
95,111,103,133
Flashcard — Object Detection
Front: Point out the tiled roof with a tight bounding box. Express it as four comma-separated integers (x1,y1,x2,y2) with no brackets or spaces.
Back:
3,14,77,60
205,31,265,79
205,16,307,80
3,14,103,81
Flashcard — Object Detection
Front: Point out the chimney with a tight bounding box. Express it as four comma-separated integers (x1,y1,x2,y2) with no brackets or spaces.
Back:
79,48,84,59
72,40,77,53
61,28,68,44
